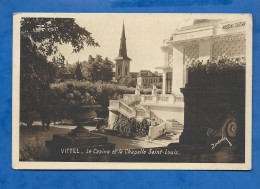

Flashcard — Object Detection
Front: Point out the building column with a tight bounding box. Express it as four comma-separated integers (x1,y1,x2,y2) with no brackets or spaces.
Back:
172,43,184,95
161,46,170,95
162,71,167,95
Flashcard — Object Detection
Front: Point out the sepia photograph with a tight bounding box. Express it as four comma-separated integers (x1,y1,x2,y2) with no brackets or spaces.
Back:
12,13,252,170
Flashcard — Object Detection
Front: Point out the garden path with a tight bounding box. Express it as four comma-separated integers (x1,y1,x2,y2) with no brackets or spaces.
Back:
51,125,178,149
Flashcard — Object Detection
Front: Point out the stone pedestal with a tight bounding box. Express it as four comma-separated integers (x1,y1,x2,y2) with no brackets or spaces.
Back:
152,84,157,95
135,85,140,95
46,125,116,161
180,87,245,147
108,111,117,129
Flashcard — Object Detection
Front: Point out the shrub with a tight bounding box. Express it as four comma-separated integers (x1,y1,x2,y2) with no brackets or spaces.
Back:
186,56,246,88
113,114,150,138
19,132,50,161
51,82,96,106
20,143,50,161
51,81,141,117
187,56,246,73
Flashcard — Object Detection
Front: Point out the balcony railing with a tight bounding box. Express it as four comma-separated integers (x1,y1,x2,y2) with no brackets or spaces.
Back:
175,95,184,103
141,94,177,104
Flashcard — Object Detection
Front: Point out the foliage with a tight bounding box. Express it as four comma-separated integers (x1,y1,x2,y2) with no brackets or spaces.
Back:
187,55,246,73
74,63,85,81
51,83,96,107
186,56,246,88
19,132,50,161
119,75,137,88
20,17,98,126
64,62,78,75
20,142,50,161
81,55,114,83
21,18,99,56
51,81,136,117
20,37,56,124
113,114,150,138
51,54,67,78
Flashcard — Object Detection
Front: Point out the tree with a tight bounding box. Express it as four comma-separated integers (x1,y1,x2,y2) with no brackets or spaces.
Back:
65,61,78,75
82,55,114,83
52,54,66,78
120,75,137,88
100,57,114,82
74,63,85,81
20,18,99,126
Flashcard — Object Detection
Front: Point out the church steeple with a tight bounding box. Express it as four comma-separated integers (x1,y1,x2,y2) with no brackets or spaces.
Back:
121,22,126,39
116,22,131,61
115,22,132,81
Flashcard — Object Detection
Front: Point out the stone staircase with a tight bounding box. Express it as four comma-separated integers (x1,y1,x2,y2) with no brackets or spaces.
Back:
109,94,183,141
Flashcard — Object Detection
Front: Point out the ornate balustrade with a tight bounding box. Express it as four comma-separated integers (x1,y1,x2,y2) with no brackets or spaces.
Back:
143,95,154,102
141,94,177,104
148,122,167,140
109,100,120,108
175,95,184,103
110,100,136,117
109,95,183,141
136,109,145,117
123,94,141,106
118,101,134,115
150,111,165,125
123,94,134,101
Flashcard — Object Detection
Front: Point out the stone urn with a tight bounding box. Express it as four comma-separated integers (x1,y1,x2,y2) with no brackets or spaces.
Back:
46,105,116,161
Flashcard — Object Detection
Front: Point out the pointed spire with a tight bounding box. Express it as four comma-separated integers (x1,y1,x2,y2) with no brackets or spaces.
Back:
116,22,131,61
121,21,126,39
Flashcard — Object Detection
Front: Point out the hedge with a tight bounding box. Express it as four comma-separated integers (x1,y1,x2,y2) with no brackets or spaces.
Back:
51,81,151,117
113,114,150,138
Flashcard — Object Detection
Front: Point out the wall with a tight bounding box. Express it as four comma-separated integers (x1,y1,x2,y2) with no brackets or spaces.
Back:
199,40,211,62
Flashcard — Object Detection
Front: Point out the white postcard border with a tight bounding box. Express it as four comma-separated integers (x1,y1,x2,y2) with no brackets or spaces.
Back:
12,13,252,170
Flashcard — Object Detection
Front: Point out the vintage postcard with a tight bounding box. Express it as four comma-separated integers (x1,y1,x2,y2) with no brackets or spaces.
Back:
12,13,252,170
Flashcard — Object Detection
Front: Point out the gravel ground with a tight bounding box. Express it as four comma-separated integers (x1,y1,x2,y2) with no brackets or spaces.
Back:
20,123,173,151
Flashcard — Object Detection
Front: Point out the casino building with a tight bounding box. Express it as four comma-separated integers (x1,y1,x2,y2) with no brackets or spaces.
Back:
108,18,247,140
158,19,246,97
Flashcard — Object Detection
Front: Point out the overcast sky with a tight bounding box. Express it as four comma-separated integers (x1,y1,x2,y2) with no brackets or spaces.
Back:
58,14,189,72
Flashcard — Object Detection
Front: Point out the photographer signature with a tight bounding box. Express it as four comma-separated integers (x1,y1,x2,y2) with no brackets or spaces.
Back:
211,136,232,150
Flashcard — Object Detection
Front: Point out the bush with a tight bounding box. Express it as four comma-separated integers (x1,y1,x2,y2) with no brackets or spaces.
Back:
51,81,138,117
51,82,96,106
186,56,246,88
113,114,150,138
19,132,50,161
20,143,50,161
187,56,246,74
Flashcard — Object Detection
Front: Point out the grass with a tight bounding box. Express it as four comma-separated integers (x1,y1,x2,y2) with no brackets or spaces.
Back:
19,125,69,161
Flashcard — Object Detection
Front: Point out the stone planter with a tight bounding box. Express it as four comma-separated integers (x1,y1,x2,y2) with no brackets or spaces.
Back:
62,105,100,123
46,105,116,161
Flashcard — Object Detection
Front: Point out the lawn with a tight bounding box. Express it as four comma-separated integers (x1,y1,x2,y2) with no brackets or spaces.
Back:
19,125,70,161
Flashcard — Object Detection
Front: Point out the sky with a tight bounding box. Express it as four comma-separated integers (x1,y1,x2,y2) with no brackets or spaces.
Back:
57,14,189,72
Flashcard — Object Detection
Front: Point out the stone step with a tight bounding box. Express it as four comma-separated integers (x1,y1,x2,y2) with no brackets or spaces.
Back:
171,126,184,130
172,124,181,126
